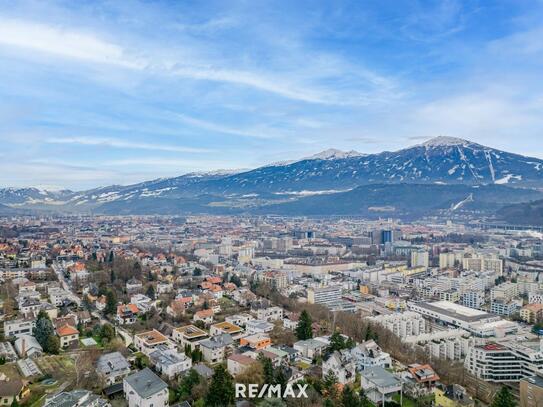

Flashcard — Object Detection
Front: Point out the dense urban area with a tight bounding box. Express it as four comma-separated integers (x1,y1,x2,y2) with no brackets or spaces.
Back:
0,214,540,407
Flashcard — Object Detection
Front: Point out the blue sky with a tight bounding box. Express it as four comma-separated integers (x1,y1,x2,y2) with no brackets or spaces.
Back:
1,0,543,189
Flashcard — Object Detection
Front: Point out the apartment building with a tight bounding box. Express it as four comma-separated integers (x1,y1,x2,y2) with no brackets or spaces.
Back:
256,271,288,289
307,285,342,305
461,291,485,309
369,311,426,339
520,375,543,407
465,341,543,382
491,283,519,302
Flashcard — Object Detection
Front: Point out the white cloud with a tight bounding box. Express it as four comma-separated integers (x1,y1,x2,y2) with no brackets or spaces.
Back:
175,113,279,139
45,136,213,153
0,17,393,106
0,18,143,68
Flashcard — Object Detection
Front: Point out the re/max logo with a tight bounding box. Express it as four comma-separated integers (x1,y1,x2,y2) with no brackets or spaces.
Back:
235,383,309,399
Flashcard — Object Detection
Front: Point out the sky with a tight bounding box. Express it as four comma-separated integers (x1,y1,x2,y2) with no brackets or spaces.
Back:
1,0,543,190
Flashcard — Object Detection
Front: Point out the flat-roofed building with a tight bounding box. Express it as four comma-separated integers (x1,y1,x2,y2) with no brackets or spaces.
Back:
239,333,271,350
408,301,501,334
520,375,543,407
209,322,243,338
465,341,543,382
134,329,169,356
171,325,208,351
307,285,342,305
4,318,36,338
369,311,426,339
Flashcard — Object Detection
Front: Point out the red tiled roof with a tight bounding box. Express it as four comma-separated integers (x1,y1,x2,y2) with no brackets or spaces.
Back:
57,324,79,336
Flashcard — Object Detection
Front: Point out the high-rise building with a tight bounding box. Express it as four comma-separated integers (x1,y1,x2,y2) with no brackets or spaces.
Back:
411,250,429,269
381,230,393,244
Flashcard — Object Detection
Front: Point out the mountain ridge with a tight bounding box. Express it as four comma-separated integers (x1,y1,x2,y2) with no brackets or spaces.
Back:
2,137,543,217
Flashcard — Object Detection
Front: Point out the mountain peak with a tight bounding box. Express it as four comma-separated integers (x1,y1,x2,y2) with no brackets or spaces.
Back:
305,148,365,160
420,136,473,148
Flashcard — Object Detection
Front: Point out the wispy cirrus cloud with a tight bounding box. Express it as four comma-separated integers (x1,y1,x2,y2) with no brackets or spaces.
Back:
175,114,280,139
45,136,213,154
0,16,384,105
0,17,143,68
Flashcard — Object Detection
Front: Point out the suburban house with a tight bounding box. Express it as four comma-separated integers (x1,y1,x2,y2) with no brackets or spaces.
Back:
293,338,328,359
227,353,255,376
116,304,139,325
239,333,272,350
225,313,254,327
97,352,131,386
200,333,233,364
361,366,403,405
256,306,284,322
130,294,153,313
166,299,186,319
0,374,28,406
171,325,209,351
193,309,214,325
56,324,79,348
123,368,168,407
134,330,170,356
125,279,143,295
43,390,109,406
245,319,274,335
350,340,392,372
4,318,36,338
149,346,192,379
322,351,356,385
209,321,244,338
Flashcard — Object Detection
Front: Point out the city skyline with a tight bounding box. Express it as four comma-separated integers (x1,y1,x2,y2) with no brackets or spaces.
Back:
2,1,543,189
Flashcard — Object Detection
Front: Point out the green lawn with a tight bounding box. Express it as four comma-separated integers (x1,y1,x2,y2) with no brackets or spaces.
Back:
393,394,417,407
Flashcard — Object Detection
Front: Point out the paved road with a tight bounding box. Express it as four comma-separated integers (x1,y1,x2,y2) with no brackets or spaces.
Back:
52,262,133,344
51,263,81,306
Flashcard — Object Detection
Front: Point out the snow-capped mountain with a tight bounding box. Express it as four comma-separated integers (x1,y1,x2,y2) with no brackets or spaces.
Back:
192,136,543,194
0,187,74,206
1,137,542,215
303,148,365,160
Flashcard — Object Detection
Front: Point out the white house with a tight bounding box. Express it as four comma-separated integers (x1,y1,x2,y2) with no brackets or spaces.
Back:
3,318,36,338
225,313,254,327
156,282,173,295
124,368,168,407
134,330,170,356
245,319,274,335
130,294,153,313
256,306,284,322
361,366,403,405
97,352,131,385
322,351,356,385
200,333,233,364
149,346,192,379
293,338,328,359
350,340,392,372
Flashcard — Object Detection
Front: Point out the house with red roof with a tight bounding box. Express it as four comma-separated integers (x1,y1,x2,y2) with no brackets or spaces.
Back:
57,324,79,348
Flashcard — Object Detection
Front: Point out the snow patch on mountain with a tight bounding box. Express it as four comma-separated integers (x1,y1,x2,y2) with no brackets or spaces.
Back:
495,174,522,184
304,148,365,160
421,136,473,148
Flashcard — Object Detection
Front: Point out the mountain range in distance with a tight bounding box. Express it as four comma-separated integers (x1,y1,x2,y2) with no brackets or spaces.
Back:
2,136,543,223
